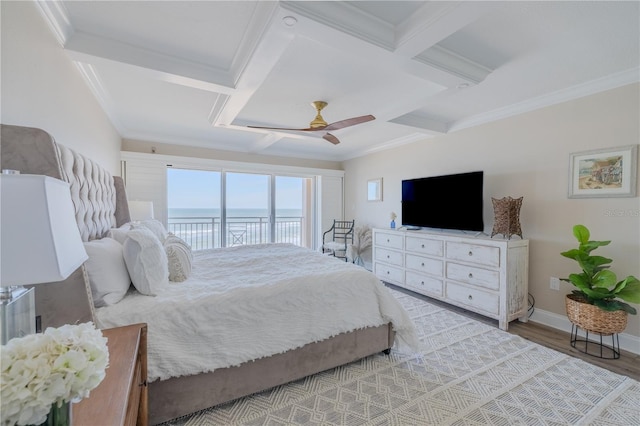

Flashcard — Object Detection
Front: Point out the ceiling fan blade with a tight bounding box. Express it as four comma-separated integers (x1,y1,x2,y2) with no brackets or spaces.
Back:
247,125,321,132
324,115,375,131
323,133,340,145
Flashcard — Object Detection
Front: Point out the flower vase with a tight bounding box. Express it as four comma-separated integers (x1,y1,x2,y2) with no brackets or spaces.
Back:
39,401,72,426
390,220,396,229
354,255,365,267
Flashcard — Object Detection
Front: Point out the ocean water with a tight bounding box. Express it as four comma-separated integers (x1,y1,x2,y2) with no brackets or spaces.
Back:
169,208,303,218
167,208,304,249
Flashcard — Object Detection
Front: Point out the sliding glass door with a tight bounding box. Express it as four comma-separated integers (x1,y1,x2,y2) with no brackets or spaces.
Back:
225,172,270,246
167,168,311,250
166,168,221,250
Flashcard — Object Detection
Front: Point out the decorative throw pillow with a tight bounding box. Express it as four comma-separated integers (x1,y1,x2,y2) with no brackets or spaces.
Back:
122,228,169,295
83,238,131,307
164,234,193,282
107,222,134,245
136,219,169,243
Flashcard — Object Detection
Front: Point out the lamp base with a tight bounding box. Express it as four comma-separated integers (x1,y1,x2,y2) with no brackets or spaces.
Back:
0,286,35,344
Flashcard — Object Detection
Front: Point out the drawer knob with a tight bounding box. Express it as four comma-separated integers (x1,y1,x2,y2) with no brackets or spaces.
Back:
468,273,473,279
468,295,473,300
387,239,390,243
387,255,390,258
468,251,473,256
421,244,425,248
421,262,425,267
421,281,425,286
387,271,390,274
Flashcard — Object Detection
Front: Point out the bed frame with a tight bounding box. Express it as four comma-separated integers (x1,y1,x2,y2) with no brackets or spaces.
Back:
0,124,394,425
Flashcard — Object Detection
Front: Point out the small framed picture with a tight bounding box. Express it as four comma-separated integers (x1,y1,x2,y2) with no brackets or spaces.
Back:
568,145,638,198
367,178,383,202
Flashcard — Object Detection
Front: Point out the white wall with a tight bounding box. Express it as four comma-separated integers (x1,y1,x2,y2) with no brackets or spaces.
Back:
1,1,121,174
344,83,640,338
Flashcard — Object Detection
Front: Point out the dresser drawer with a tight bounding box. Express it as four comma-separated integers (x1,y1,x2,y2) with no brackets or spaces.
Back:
405,254,443,277
406,271,443,297
405,236,443,257
375,247,403,266
375,232,404,250
446,282,499,315
374,263,404,284
446,242,500,268
446,262,500,290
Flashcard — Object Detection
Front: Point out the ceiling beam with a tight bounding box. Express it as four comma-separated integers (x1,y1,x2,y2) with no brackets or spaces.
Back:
388,113,449,135
65,32,236,93
246,133,284,153
394,2,489,57
214,6,297,127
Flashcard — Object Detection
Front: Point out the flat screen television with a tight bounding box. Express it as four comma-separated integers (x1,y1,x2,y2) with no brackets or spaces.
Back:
401,171,484,232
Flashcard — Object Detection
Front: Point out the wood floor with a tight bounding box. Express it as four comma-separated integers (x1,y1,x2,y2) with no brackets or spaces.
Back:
387,284,640,382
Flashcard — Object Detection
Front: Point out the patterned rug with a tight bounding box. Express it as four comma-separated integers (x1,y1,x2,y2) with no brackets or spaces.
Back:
162,290,639,425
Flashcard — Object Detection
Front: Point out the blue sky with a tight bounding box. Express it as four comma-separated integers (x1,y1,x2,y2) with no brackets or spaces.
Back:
167,169,304,210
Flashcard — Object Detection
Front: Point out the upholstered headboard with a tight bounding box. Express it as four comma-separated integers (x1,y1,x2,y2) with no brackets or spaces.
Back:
0,124,131,329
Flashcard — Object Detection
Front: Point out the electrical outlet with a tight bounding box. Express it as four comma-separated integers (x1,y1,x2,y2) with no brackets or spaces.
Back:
550,277,561,291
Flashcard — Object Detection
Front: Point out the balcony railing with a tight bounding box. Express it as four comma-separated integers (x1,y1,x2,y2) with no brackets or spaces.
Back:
167,216,303,250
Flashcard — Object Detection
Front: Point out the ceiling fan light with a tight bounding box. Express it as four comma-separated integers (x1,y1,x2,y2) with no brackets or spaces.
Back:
310,101,328,128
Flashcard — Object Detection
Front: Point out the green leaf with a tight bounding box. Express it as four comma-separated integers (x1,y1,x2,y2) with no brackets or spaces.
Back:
584,255,612,267
583,288,610,299
616,277,640,304
594,299,638,315
573,224,589,244
593,299,621,311
579,240,611,253
592,270,617,289
561,249,585,260
567,273,590,291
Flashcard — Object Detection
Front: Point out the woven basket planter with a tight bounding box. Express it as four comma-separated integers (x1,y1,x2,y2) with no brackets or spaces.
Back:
565,294,628,335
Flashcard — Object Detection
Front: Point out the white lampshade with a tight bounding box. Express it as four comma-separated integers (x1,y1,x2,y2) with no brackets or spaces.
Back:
1,174,88,286
128,200,154,221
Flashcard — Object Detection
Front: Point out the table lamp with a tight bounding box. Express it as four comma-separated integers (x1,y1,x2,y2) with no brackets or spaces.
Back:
1,173,88,344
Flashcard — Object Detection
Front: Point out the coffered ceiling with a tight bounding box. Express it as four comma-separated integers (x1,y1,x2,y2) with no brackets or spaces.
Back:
36,1,639,161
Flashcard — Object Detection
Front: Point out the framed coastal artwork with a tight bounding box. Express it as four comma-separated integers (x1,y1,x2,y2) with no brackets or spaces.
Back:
568,145,638,198
367,178,383,202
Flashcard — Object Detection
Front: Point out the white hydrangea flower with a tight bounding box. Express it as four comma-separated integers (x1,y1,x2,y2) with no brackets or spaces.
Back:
0,322,109,426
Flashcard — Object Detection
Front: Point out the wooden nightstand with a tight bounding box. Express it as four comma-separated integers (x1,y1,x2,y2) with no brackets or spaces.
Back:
73,323,148,426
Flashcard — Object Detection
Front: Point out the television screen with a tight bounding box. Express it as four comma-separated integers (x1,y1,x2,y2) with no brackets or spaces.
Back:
401,171,484,232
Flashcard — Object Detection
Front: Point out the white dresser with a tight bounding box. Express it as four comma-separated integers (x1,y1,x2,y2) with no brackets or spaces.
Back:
373,228,529,330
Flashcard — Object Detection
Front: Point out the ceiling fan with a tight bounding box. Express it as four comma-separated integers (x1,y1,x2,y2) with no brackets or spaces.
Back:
248,101,375,145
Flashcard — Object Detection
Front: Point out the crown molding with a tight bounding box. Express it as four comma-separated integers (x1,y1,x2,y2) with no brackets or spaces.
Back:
389,113,449,134
280,1,395,51
34,0,73,46
415,45,493,85
74,62,126,135
449,68,640,132
346,133,429,161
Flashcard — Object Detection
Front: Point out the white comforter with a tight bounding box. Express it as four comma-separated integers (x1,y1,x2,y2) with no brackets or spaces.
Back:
96,243,418,382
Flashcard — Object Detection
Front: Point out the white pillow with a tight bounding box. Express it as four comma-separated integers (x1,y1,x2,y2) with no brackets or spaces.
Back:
107,222,133,245
164,234,193,282
122,228,169,295
83,238,131,307
136,219,169,243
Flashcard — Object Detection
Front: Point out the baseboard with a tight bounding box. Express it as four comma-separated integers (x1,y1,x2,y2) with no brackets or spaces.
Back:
528,308,640,355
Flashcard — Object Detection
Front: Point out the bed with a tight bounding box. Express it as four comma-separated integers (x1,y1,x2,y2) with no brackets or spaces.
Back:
0,124,417,425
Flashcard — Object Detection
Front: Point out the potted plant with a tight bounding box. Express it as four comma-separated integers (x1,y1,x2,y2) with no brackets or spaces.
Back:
560,224,640,334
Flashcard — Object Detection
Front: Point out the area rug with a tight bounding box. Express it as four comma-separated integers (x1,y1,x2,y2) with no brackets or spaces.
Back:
162,289,639,425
